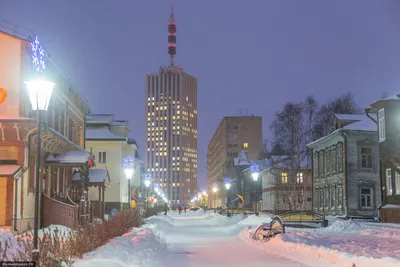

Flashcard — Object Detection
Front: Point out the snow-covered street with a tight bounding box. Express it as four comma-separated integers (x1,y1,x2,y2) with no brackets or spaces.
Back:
72,211,400,267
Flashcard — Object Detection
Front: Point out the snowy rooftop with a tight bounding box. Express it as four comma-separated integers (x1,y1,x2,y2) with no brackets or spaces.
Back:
111,120,128,126
72,168,109,183
46,151,90,164
342,118,377,131
334,114,365,121
86,114,114,123
86,126,127,141
0,165,21,176
265,154,310,170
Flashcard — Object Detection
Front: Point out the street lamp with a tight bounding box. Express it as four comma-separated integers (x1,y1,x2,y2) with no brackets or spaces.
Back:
144,173,151,215
123,156,134,209
224,178,231,217
212,183,218,211
250,163,260,182
26,76,55,262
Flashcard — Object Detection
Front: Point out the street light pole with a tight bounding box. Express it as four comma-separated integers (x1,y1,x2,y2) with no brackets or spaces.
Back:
123,156,134,209
144,173,151,216
224,178,231,217
25,79,55,262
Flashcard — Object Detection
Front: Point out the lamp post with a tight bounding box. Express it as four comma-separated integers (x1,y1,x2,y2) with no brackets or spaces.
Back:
144,173,151,215
25,78,55,261
224,178,231,217
250,163,260,213
123,156,134,209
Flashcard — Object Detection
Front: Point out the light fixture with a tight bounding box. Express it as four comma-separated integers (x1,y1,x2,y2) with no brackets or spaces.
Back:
250,163,260,182
224,178,231,190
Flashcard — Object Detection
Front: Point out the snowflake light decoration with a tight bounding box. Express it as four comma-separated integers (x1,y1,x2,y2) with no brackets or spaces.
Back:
144,172,152,180
31,36,46,72
224,178,231,184
213,183,218,188
250,163,259,173
122,156,135,168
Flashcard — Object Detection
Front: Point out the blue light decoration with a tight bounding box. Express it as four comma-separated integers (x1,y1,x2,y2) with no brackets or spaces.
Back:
31,36,46,72
224,177,231,184
250,163,259,173
122,156,135,168
144,172,152,180
213,183,218,188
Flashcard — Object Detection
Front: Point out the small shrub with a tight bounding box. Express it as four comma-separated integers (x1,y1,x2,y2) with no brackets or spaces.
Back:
0,208,143,266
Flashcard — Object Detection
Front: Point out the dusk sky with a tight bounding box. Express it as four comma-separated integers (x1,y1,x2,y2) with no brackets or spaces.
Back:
2,0,400,188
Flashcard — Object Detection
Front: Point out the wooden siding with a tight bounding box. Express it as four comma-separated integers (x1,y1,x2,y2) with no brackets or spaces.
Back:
0,146,18,161
0,178,7,225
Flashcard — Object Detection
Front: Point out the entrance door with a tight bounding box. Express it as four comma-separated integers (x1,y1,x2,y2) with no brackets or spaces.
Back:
0,178,7,226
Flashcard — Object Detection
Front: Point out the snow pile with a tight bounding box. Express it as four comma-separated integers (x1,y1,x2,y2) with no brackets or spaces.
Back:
238,218,400,267
73,228,168,267
0,229,25,260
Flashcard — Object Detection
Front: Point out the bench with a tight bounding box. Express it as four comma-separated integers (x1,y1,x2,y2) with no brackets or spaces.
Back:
253,216,285,241
277,210,328,227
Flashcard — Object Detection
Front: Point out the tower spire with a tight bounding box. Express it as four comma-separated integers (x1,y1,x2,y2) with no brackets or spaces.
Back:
168,3,177,66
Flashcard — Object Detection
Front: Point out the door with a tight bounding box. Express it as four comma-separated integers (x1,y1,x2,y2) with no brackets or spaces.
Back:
0,178,7,225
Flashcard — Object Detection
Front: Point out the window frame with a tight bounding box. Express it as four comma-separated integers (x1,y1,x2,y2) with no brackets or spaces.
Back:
359,186,374,209
395,171,400,195
378,108,386,142
386,168,393,195
359,146,373,170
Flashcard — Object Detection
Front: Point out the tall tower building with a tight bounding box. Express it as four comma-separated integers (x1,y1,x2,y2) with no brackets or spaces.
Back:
145,5,198,206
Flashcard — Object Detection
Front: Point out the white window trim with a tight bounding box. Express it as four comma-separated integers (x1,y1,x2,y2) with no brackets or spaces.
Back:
378,108,386,142
360,187,373,209
395,171,400,195
386,168,392,195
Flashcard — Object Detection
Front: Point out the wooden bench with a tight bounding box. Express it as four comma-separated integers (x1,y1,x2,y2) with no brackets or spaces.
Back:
253,216,285,241
277,210,328,227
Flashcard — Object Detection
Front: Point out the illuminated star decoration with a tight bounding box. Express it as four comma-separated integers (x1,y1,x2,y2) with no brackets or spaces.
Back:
122,156,135,168
31,36,46,72
250,163,259,173
224,178,231,184
144,172,152,180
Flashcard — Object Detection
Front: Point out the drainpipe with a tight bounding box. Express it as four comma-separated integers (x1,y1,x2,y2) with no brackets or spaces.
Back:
338,130,349,217
308,147,314,211
365,108,377,124
14,166,29,231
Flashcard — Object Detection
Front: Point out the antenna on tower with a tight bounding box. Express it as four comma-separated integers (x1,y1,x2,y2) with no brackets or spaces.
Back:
168,3,177,66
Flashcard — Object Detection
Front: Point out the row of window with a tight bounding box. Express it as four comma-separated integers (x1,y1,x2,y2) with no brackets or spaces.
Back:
281,172,304,184
313,143,344,177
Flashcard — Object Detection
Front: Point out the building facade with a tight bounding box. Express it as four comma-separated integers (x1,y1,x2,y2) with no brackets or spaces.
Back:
85,114,140,214
207,116,262,207
145,8,198,206
260,155,312,212
307,114,381,218
367,96,400,223
0,26,106,232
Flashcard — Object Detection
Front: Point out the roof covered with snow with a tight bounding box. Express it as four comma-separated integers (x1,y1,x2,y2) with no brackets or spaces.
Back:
342,119,377,131
86,126,127,141
334,114,365,121
72,168,109,183
46,151,90,164
234,150,250,166
86,114,115,124
111,120,128,126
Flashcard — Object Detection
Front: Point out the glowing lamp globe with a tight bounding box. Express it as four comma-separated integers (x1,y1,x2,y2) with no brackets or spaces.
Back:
144,179,151,187
251,172,259,181
25,80,55,111
154,198,157,203
224,178,231,190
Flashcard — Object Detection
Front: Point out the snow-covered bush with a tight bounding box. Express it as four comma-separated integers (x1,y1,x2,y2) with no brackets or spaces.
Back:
0,208,143,266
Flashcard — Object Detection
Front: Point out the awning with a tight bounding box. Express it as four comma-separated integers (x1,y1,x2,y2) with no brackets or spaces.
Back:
72,169,110,184
46,151,90,164
0,165,21,176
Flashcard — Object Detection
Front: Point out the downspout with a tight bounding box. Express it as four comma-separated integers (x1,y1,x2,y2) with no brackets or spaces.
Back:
338,130,348,217
365,108,377,124
14,166,29,231
308,147,314,211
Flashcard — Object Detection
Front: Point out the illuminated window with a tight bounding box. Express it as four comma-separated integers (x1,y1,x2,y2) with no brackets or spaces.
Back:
281,172,288,184
243,142,248,148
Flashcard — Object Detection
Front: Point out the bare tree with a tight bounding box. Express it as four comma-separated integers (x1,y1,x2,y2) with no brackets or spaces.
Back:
313,92,361,138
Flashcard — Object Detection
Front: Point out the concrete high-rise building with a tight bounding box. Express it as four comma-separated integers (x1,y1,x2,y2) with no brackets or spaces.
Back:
145,5,198,206
207,116,262,207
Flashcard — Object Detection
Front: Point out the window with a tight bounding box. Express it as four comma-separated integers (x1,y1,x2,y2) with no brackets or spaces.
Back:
326,150,331,175
360,187,373,208
319,190,324,209
337,144,343,172
331,186,335,208
337,186,343,207
331,147,336,174
325,188,330,208
386,168,392,195
281,172,288,184
228,134,237,140
313,153,318,178
378,108,386,141
319,152,324,177
243,142,248,148
396,171,400,195
244,133,248,140
360,147,373,169
98,152,107,163
296,172,303,184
